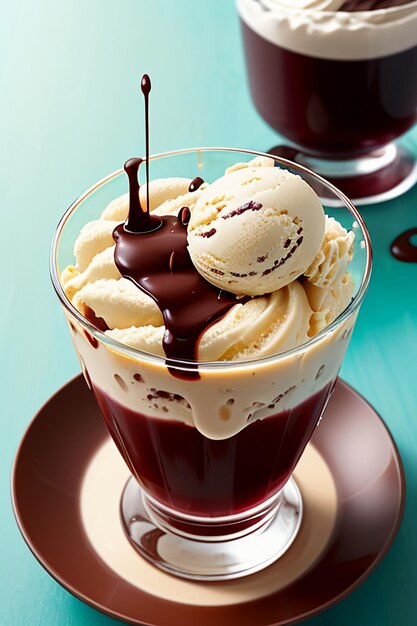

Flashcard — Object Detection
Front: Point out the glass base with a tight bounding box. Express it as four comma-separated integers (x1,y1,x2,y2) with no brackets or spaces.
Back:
269,143,417,206
120,477,303,581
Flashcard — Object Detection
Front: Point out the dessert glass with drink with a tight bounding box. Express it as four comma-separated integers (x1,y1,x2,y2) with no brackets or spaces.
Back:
51,147,371,580
238,0,417,203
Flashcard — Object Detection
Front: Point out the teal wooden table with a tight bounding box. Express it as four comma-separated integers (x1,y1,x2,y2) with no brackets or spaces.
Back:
1,1,416,624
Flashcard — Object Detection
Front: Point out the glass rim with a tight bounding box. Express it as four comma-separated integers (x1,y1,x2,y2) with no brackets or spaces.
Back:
50,146,372,372
255,0,417,18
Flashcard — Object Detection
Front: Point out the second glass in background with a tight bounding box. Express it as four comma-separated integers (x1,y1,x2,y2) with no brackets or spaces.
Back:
238,0,417,203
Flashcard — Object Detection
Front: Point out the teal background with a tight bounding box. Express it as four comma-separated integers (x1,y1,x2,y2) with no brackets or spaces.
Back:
1,0,416,624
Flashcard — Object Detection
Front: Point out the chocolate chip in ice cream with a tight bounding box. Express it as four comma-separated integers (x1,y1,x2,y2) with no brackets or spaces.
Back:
112,77,242,378
189,177,205,192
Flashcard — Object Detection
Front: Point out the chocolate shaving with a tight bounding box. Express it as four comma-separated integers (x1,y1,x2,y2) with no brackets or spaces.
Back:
222,200,262,220
199,228,216,238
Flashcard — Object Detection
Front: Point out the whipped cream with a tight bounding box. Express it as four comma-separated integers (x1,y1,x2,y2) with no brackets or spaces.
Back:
238,0,417,59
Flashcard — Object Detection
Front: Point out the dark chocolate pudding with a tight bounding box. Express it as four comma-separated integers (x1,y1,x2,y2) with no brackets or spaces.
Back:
95,382,333,518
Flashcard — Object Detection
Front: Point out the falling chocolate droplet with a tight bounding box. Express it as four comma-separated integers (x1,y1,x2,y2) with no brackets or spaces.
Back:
141,73,151,96
391,228,417,263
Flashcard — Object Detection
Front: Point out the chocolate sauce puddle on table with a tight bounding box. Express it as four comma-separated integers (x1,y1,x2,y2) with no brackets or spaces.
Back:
390,228,417,262
112,76,241,379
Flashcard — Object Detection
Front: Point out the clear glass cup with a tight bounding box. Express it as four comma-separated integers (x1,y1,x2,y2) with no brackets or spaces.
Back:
50,148,371,581
237,0,417,204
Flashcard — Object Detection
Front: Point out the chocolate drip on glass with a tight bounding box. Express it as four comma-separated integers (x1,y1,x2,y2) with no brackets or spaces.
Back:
391,228,417,262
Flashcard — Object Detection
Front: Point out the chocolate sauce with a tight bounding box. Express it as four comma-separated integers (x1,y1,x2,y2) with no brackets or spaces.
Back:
340,0,411,10
390,228,417,262
112,75,242,377
84,305,109,333
141,74,151,213
124,159,162,233
124,77,161,233
113,214,239,377
189,176,204,192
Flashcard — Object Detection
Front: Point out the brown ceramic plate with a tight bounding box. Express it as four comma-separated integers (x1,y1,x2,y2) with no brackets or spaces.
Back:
12,376,405,626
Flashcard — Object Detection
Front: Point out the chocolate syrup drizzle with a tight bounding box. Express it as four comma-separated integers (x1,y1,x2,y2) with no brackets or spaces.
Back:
390,228,417,263
124,158,162,233
141,74,151,213
112,76,240,378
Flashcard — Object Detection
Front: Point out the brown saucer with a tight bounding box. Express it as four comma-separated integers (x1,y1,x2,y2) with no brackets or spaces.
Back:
12,376,405,626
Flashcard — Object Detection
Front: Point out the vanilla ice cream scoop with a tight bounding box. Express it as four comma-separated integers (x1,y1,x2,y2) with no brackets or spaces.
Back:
187,167,325,296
